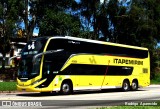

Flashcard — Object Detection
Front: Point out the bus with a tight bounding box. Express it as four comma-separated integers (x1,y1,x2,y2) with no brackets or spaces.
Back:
13,36,150,94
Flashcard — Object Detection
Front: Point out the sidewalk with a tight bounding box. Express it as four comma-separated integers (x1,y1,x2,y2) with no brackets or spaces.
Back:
0,91,39,96
0,91,33,94
147,85,160,87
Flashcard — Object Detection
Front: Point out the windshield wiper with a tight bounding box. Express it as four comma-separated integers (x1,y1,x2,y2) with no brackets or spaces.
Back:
8,55,21,65
32,49,64,64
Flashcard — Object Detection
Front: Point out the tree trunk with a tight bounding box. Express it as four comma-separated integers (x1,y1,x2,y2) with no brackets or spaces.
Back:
28,15,36,40
1,53,6,69
25,0,29,42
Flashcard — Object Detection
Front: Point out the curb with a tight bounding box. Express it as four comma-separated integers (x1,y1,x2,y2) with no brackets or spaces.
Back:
0,91,18,93
147,85,160,87
0,91,34,95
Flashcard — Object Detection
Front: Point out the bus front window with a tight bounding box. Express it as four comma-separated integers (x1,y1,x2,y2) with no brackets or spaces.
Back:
18,57,41,80
32,57,41,76
18,38,47,80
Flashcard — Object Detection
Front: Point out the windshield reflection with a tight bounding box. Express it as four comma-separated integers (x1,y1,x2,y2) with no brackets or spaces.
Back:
18,57,41,80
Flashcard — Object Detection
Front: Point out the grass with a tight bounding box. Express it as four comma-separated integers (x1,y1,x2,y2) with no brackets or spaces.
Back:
151,79,160,84
0,82,17,91
96,101,160,109
151,73,160,84
97,106,160,109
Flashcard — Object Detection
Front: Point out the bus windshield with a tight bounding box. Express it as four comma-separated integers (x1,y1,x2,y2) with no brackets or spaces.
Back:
18,57,41,80
18,38,47,80
22,38,47,56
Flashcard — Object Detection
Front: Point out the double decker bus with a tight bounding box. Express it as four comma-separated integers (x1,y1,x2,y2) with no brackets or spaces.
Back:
14,36,150,94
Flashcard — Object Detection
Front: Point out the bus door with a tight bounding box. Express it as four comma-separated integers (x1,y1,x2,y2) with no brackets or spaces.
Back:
101,66,124,89
61,64,82,90
62,64,90,89
78,64,103,89
71,64,92,89
101,74,111,89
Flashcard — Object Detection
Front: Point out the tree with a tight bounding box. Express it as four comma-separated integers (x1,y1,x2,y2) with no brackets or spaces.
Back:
0,0,24,69
106,0,160,78
38,9,80,36
79,0,98,39
27,0,81,37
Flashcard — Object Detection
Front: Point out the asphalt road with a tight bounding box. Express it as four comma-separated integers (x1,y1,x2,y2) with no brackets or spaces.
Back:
0,85,160,109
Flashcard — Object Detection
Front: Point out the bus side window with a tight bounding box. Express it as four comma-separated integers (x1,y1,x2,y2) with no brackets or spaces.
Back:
43,61,51,75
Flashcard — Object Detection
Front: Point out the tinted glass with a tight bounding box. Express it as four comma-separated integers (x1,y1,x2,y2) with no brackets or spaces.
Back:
18,57,41,80
22,38,47,57
46,38,148,58
61,64,133,76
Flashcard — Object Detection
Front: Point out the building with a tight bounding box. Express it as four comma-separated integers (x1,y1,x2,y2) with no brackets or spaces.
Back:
0,40,26,67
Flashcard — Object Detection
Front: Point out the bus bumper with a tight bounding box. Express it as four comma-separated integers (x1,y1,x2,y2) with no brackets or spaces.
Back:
17,85,55,92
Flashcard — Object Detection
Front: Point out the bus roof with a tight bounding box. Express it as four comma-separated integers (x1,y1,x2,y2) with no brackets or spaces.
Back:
48,36,148,51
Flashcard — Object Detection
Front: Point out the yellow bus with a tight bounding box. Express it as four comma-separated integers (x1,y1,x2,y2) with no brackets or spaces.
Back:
15,36,150,94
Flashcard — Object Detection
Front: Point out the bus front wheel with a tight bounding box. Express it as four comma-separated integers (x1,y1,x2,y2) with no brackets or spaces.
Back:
122,80,130,91
60,81,73,95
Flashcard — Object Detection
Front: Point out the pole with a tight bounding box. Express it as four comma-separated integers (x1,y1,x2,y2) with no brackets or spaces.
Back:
1,3,7,69
25,0,29,42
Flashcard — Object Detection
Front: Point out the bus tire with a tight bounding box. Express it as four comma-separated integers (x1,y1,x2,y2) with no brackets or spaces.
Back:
131,80,138,91
122,80,130,91
60,81,73,95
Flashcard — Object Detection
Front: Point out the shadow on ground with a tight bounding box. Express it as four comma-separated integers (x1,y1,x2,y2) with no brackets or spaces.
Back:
15,88,146,97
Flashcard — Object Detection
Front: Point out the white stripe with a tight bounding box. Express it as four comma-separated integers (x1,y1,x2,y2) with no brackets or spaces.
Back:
74,86,121,90
101,86,121,89
74,86,101,90
65,75,70,79
53,86,121,91
53,88,60,91
147,85,160,87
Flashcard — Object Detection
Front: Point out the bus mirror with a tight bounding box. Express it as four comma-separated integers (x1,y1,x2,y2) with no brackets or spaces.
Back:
8,55,21,65
19,50,22,55
32,49,64,64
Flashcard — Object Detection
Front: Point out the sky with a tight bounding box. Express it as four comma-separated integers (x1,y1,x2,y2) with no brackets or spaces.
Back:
33,27,39,36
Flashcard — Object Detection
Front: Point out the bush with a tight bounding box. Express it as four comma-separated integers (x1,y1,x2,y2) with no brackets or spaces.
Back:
0,67,18,81
151,72,160,84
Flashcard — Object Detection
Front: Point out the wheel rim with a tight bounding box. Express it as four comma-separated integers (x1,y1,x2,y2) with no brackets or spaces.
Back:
132,82,137,90
123,82,129,90
62,83,70,93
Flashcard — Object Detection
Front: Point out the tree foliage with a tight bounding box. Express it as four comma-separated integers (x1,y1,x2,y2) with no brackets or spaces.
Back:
102,0,160,78
29,0,81,37
38,9,80,36
0,0,24,69
1,0,160,77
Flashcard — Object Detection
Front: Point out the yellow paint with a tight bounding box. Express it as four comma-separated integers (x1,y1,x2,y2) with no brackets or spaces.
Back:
17,37,150,92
